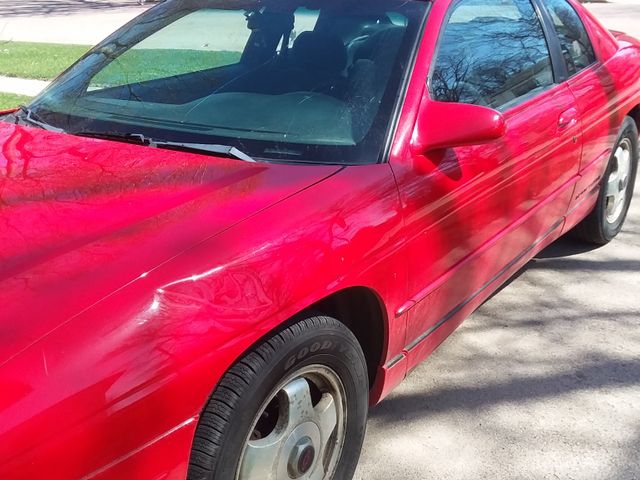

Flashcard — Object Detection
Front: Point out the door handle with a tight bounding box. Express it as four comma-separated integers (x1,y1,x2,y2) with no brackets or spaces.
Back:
558,108,579,131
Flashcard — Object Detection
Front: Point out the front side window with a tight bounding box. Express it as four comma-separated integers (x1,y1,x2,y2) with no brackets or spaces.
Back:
25,0,428,165
430,0,554,110
543,0,596,76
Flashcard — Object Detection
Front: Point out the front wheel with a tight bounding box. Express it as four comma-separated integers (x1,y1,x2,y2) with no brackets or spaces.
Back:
572,116,638,244
188,316,369,480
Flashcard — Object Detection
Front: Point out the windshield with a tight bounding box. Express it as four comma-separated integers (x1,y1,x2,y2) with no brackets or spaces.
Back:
25,0,428,164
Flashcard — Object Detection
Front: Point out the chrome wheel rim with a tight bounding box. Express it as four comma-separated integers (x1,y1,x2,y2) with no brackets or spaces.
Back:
605,138,633,224
235,365,347,480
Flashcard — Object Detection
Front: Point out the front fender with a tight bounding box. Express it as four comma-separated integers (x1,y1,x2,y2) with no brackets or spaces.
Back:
0,163,406,479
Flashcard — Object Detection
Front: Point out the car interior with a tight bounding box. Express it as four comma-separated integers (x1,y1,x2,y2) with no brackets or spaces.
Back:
79,4,410,148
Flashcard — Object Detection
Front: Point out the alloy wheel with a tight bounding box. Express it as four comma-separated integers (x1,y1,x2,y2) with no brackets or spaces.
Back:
236,365,347,480
605,138,633,224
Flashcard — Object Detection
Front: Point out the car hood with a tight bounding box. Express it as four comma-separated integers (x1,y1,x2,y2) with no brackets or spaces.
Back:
0,122,340,366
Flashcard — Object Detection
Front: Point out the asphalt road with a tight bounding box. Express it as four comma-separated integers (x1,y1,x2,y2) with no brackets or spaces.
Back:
355,194,640,480
585,0,640,35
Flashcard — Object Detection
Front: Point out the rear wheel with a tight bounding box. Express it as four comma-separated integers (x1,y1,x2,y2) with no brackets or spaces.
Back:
572,116,638,244
187,316,369,480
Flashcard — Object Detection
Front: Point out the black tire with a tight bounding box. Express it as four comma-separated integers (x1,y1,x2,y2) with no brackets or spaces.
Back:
187,316,369,480
572,116,638,245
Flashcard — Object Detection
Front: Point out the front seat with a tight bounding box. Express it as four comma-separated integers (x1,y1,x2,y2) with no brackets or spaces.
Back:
220,30,348,95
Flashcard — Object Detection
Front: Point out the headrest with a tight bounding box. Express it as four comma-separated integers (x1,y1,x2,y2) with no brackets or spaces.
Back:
291,31,348,73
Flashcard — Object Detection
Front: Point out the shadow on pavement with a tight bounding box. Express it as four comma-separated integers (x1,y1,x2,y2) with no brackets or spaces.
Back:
535,235,603,259
369,356,640,422
358,192,640,478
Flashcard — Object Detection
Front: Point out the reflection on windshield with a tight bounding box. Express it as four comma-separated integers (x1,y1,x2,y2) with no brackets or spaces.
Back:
27,0,427,165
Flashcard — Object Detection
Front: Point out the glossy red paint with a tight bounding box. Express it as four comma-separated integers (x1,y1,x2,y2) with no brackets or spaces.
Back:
411,101,506,154
1,2,639,479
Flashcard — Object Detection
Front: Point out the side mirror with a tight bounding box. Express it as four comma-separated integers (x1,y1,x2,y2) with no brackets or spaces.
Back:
411,100,506,154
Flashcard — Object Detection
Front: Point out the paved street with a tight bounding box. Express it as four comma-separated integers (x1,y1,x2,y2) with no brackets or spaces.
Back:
355,196,640,479
0,1,638,479
585,0,640,35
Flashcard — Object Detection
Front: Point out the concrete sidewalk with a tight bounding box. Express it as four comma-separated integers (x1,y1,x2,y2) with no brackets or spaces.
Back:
0,1,148,45
0,1,150,97
0,0,147,17
0,76,49,96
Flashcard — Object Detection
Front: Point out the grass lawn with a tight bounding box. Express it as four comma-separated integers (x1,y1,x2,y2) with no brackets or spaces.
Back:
0,40,242,86
0,41,91,80
91,49,241,87
0,92,32,110
0,42,240,110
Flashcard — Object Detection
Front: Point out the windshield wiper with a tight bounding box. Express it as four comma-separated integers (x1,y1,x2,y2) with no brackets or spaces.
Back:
16,105,65,133
150,140,256,163
74,130,256,163
74,131,152,145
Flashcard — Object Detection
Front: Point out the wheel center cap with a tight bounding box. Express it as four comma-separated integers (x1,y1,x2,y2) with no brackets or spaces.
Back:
298,444,315,474
288,437,315,478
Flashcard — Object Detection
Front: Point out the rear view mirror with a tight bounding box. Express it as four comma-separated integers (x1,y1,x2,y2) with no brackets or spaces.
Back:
411,100,506,154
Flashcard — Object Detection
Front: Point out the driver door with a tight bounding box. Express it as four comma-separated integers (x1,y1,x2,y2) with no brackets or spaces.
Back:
391,0,582,369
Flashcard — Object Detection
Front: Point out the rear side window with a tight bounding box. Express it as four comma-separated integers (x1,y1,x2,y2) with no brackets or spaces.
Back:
430,0,554,110
543,0,597,76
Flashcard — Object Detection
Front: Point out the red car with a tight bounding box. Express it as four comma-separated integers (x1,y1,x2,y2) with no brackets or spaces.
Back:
1,0,639,478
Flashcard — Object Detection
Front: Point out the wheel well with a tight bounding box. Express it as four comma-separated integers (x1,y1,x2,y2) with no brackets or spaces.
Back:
629,105,640,131
305,287,387,389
